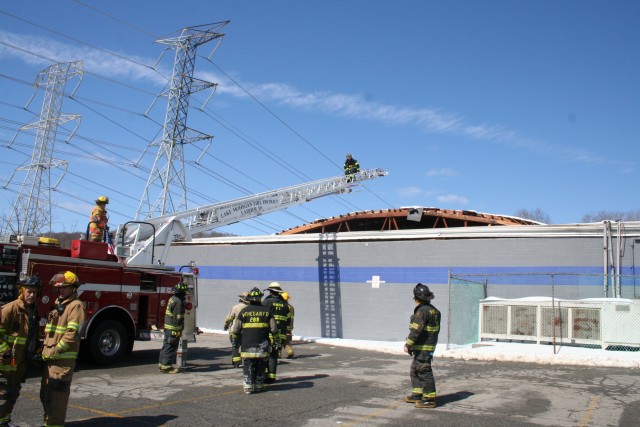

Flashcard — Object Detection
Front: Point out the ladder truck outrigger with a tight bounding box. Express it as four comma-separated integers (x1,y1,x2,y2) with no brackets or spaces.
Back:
0,169,387,366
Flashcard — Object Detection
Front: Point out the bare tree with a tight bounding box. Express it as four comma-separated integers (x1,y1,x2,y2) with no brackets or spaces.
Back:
513,208,551,224
582,210,640,222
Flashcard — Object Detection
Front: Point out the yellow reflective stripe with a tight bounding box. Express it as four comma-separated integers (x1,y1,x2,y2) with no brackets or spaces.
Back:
412,387,423,394
426,326,439,332
240,351,268,358
164,324,181,331
57,340,70,351
0,342,9,352
406,339,415,346
0,327,6,334
0,364,16,372
412,344,436,351
424,392,436,398
242,323,268,328
7,336,26,345
59,352,78,359
273,315,288,321
67,322,80,331
409,322,420,330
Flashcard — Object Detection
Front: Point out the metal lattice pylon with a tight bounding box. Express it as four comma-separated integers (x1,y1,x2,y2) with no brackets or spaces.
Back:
137,22,227,220
2,61,83,236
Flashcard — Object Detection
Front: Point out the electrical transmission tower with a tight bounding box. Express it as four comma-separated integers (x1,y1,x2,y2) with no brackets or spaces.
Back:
2,61,83,237
137,22,227,220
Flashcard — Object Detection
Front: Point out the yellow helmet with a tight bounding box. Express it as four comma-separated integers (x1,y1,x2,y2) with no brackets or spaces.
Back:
50,271,80,288
281,291,290,301
96,195,109,204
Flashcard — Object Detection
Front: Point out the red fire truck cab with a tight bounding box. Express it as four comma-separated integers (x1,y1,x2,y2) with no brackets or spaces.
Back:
0,235,198,365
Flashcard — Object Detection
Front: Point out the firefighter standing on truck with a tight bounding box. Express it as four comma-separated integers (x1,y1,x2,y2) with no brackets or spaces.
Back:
223,292,249,368
229,287,278,394
403,283,441,409
0,275,42,427
158,282,187,374
89,195,109,242
281,291,295,359
261,281,290,384
41,271,86,427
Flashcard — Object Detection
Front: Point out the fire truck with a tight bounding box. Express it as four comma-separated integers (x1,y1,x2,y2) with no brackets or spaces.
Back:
0,169,386,365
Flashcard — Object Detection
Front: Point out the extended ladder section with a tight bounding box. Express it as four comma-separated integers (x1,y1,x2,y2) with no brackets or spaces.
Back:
116,168,387,266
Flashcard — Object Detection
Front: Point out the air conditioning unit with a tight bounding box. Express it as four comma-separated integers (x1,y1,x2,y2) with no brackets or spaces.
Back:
479,297,640,349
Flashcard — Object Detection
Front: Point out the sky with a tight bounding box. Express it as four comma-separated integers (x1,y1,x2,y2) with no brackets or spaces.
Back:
1,1,638,236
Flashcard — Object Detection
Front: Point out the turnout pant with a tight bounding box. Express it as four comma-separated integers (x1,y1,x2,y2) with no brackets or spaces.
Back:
41,359,76,427
410,351,436,399
159,331,179,368
0,364,26,424
229,335,241,366
242,357,267,392
266,347,279,382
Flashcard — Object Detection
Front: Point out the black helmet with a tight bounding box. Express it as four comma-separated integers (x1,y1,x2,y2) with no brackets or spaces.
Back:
174,282,188,294
19,274,42,290
413,283,434,302
246,287,263,302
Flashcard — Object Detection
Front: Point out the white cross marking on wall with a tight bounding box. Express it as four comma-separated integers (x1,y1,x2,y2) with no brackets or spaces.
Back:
366,275,385,289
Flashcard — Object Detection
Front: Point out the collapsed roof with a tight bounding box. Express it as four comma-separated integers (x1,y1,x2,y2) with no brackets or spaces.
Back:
277,207,542,235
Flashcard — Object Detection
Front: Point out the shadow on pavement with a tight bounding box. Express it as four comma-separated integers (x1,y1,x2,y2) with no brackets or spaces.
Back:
437,391,475,407
68,414,177,426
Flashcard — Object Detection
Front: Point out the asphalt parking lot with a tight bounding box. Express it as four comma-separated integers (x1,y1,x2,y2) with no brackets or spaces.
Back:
10,333,640,426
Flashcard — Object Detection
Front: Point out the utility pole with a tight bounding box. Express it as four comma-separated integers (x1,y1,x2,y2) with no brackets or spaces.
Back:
137,22,227,220
2,61,83,236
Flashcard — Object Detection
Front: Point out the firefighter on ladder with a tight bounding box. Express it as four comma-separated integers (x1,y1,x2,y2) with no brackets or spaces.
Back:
223,292,249,368
89,195,109,242
0,275,42,427
158,282,187,374
41,271,86,427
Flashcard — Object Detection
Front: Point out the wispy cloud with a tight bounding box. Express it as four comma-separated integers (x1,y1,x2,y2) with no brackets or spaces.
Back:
1,30,633,171
436,194,469,204
427,168,458,177
396,186,423,199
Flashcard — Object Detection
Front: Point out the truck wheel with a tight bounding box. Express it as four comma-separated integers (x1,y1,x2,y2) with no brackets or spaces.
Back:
89,320,127,365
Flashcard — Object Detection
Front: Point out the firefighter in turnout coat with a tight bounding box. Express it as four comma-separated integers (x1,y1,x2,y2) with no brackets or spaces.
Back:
403,283,441,409
223,292,249,368
230,287,278,394
89,195,109,242
41,271,87,427
0,275,42,427
158,282,187,374
261,282,290,383
281,292,295,359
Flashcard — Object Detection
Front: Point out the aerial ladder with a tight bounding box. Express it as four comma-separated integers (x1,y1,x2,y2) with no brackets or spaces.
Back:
115,168,387,266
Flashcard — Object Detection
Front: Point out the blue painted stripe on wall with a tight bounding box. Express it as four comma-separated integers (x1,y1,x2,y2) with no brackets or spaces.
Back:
183,265,638,285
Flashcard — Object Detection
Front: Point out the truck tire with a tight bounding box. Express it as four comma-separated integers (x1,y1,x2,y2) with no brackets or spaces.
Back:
88,320,128,365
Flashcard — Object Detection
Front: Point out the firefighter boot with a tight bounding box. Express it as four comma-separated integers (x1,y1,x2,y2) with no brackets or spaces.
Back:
415,398,437,409
403,393,422,403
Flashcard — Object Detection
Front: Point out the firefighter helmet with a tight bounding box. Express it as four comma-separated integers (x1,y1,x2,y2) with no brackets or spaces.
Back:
96,195,109,204
246,287,263,302
266,281,283,293
50,271,80,288
281,291,290,301
174,282,188,294
346,153,352,159
238,291,249,303
19,274,42,290
413,283,434,302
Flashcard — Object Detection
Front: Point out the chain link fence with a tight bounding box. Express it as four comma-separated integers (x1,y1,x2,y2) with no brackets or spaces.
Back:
447,272,640,353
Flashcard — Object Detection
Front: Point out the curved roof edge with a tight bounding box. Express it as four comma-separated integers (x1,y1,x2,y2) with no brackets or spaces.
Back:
277,206,543,235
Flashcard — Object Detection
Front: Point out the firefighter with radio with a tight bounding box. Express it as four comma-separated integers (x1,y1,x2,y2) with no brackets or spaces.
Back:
89,195,109,242
158,282,187,374
0,275,42,427
229,287,278,394
262,281,290,384
403,283,441,409
223,292,249,368
41,271,86,427
281,291,295,359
